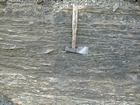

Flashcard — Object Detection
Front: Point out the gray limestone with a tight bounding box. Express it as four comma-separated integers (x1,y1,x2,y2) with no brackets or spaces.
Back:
0,93,13,105
0,0,140,105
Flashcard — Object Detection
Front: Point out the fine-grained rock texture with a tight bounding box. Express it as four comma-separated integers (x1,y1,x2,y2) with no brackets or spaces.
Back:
0,93,13,105
0,1,140,105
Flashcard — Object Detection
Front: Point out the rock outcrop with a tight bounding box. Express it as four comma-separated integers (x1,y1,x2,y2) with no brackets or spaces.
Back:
0,0,140,105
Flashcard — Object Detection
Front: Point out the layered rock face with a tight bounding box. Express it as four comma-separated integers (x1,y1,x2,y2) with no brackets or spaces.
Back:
0,0,140,105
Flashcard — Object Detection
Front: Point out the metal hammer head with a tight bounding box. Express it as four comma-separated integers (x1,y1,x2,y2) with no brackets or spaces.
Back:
65,46,88,55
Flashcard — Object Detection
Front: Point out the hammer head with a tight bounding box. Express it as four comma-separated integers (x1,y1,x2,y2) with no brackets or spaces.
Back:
65,47,77,53
65,46,88,55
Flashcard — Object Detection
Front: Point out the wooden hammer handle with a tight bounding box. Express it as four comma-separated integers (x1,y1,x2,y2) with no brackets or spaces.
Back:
72,4,78,48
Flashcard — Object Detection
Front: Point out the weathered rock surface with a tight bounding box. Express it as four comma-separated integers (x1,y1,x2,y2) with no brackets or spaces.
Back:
0,0,140,105
0,93,13,105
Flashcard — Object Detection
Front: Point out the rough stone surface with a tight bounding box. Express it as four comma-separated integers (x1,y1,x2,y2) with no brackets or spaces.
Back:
0,0,6,2
0,93,13,105
0,1,140,105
